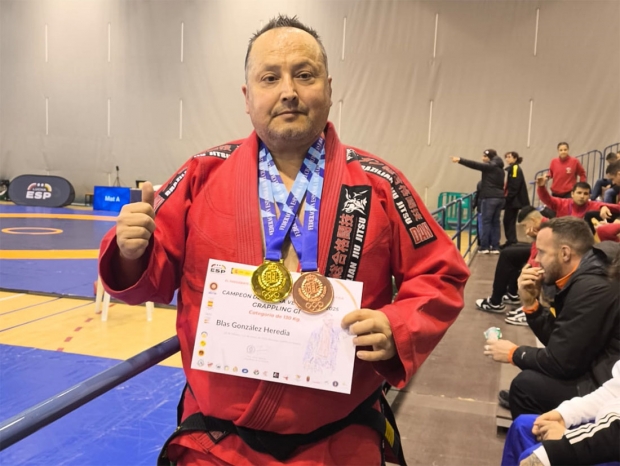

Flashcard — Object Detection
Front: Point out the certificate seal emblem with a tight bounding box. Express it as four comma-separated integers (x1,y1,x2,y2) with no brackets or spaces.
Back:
251,260,292,303
292,272,334,314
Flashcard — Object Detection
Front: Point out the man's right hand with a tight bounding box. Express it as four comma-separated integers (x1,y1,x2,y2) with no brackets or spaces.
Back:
116,182,156,261
536,175,548,187
518,264,543,307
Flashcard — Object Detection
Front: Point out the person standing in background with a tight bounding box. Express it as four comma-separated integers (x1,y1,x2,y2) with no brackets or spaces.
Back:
548,142,586,198
503,152,530,248
452,149,505,254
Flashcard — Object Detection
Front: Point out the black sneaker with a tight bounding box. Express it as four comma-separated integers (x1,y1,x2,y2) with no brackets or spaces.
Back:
475,298,506,313
506,306,524,318
499,242,517,250
505,309,528,326
498,389,510,409
502,293,520,305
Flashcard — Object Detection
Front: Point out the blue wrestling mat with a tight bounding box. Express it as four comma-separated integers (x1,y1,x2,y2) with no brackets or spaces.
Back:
0,204,114,297
0,344,185,465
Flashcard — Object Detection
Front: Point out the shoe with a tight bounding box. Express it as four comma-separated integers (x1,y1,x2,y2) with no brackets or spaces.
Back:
498,390,510,410
505,309,528,326
500,242,517,250
502,293,520,305
506,306,524,317
478,249,490,254
490,249,500,255
475,298,506,313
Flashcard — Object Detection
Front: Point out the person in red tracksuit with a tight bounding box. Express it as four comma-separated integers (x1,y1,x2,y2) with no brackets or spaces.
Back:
547,142,586,198
98,15,469,466
536,176,620,219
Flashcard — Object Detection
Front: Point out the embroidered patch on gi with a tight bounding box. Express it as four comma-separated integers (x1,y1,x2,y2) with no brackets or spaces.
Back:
193,143,241,160
346,148,360,163
325,185,371,281
154,168,187,212
358,156,437,248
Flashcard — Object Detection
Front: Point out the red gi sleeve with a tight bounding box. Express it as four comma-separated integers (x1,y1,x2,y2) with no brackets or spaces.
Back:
371,167,470,388
98,156,207,305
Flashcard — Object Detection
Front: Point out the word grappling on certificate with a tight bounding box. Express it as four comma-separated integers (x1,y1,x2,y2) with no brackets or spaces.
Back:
191,259,363,394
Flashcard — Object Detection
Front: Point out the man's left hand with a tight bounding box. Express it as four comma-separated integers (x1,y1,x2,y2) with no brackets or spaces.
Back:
484,339,517,363
342,309,396,361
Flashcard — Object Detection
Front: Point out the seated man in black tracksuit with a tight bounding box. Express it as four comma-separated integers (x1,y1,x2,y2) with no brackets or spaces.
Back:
484,217,620,420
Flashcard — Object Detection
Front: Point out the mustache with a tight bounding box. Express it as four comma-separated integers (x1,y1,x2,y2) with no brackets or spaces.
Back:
272,105,308,117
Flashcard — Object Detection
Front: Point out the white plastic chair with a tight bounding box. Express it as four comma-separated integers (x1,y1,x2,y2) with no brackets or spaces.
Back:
95,276,153,321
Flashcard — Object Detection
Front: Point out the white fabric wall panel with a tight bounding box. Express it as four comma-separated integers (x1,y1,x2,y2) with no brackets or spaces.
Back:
1,0,618,207
529,2,619,156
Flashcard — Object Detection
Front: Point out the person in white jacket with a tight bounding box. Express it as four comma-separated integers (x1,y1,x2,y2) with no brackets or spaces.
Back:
501,359,620,466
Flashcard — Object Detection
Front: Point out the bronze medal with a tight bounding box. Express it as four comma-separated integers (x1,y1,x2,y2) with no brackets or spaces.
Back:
292,271,334,314
251,260,292,303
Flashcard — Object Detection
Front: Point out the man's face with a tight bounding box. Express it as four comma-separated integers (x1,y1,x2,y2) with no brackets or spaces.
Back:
242,28,332,152
558,144,569,159
535,228,562,285
571,187,590,205
611,170,620,186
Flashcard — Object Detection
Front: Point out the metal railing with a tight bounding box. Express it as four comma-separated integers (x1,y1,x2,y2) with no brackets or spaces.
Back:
602,142,619,159
432,192,478,264
0,336,180,451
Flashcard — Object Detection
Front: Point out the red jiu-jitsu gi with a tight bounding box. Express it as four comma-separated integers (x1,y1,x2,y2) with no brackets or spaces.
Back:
99,122,470,465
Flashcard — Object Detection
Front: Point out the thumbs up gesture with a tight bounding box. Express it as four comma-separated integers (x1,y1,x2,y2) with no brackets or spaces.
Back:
116,182,156,261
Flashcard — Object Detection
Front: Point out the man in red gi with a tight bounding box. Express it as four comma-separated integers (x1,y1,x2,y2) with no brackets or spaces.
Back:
99,15,469,466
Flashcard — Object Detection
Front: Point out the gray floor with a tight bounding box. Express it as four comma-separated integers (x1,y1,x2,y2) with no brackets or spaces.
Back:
391,249,537,466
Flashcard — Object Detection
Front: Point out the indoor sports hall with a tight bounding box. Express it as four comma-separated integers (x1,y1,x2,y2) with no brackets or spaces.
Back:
1,1,618,465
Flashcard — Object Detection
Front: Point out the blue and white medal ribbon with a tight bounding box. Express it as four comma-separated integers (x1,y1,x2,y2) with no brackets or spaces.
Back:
257,137,334,313
290,140,334,314
258,139,321,262
252,138,324,304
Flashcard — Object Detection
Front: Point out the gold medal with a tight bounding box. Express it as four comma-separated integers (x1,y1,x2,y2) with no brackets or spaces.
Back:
251,260,292,303
292,271,334,314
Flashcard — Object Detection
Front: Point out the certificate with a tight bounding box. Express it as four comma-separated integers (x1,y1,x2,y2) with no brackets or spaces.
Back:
190,259,363,394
